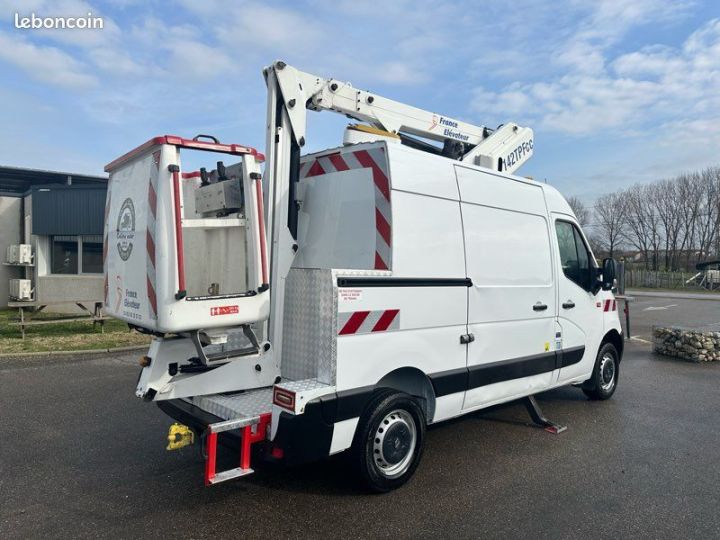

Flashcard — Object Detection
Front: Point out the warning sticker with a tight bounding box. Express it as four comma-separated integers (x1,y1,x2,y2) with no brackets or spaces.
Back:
339,289,363,302
210,305,239,316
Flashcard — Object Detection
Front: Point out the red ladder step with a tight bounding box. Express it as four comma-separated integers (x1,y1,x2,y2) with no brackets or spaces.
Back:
204,412,271,486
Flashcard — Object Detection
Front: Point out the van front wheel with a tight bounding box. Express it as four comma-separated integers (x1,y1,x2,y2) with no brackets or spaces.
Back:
350,390,426,492
583,342,619,400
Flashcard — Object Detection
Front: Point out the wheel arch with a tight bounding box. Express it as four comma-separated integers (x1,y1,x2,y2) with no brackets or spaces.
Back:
602,328,624,361
375,367,436,423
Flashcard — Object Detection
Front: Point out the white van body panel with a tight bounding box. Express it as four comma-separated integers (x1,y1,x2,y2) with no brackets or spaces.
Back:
390,190,466,278
133,138,621,462
457,166,558,410
389,144,460,200
285,140,621,454
455,165,547,215
335,287,468,392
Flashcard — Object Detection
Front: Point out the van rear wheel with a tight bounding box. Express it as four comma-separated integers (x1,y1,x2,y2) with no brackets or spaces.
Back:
583,342,619,400
350,390,425,493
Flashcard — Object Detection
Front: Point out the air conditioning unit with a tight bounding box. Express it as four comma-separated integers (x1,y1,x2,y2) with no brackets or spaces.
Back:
6,244,33,265
9,279,33,301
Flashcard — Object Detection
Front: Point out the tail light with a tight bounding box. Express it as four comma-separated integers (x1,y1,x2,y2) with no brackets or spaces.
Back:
273,387,296,411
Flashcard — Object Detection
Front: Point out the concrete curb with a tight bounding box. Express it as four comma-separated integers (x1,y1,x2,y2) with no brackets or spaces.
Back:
0,344,147,360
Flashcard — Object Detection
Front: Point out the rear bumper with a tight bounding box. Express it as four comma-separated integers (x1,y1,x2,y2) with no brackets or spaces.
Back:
157,398,223,432
157,398,334,466
157,398,244,448
271,401,334,466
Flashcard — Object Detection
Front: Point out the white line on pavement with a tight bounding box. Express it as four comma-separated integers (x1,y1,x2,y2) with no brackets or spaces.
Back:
642,304,678,311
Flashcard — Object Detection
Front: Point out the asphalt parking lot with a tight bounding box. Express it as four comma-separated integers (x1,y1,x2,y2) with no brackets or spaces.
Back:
2,295,719,539
623,290,720,340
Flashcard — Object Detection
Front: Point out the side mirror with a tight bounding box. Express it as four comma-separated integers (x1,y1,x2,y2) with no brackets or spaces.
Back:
601,258,616,291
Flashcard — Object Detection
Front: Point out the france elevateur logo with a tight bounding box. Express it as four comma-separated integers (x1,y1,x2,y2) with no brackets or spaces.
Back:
116,198,135,261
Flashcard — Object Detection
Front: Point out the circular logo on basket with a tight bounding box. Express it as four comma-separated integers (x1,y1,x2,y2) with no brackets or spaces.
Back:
116,197,135,261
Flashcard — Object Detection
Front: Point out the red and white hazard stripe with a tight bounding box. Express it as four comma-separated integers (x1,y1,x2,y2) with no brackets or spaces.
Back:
146,150,160,319
602,299,617,312
301,147,392,270
338,309,400,336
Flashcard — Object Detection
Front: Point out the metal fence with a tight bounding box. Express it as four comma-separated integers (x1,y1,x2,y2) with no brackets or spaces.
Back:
624,269,716,290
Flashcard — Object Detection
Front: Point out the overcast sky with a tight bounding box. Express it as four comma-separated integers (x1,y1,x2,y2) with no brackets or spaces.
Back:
0,0,718,201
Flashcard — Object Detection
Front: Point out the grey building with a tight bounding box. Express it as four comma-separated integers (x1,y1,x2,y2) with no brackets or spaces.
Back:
0,166,107,310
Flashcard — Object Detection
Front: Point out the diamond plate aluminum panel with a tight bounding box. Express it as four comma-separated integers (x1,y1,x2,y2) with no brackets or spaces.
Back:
189,388,273,420
277,378,331,393
282,268,337,384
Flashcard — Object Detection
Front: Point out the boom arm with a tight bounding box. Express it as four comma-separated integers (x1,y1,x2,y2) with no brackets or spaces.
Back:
269,60,534,174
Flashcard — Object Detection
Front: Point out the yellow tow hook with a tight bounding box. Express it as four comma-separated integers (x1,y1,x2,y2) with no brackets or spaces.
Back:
166,423,195,451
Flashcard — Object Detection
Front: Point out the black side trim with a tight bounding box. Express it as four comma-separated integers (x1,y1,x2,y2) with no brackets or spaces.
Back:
428,349,586,397
337,277,472,288
468,352,556,389
558,345,585,368
428,367,468,397
333,350,580,421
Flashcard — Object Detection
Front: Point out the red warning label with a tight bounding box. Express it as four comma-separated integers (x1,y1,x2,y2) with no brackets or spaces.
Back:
210,305,239,316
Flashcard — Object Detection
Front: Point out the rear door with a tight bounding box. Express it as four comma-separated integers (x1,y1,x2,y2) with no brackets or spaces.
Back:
552,217,603,382
456,166,557,410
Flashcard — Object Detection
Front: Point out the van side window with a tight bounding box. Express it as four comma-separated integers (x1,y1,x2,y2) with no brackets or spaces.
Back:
556,221,593,291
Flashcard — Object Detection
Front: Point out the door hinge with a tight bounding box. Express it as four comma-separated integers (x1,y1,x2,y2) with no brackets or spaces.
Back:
460,333,475,345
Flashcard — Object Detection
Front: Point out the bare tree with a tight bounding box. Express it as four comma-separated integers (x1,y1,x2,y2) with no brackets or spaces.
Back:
695,167,720,263
594,191,627,259
676,172,703,269
625,184,661,269
650,179,686,270
592,165,720,272
567,196,591,228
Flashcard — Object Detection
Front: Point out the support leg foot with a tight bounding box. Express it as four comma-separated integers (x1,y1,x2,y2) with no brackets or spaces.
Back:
522,396,567,434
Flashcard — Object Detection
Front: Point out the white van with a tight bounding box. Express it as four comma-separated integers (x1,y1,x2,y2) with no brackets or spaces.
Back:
106,63,622,492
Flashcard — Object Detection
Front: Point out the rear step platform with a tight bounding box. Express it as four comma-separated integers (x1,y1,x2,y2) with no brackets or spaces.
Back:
160,379,334,485
186,387,274,485
204,414,271,485
190,387,274,420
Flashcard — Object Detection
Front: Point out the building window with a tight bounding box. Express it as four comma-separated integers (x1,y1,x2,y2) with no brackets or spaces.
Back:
50,235,103,274
51,235,79,274
81,235,103,273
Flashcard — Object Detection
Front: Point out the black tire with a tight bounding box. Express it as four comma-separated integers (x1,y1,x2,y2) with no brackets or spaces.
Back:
350,390,426,493
582,342,620,400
